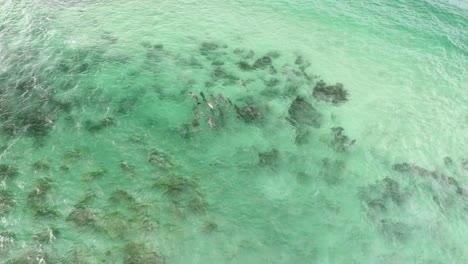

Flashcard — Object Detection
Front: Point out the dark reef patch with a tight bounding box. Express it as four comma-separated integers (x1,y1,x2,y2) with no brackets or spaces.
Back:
264,78,280,87
319,158,346,185
237,60,253,71
34,227,60,243
0,164,19,180
0,190,15,216
295,128,311,145
312,80,348,105
153,175,197,198
253,55,273,69
0,106,54,137
232,48,255,59
32,159,51,171
359,177,409,211
212,66,238,84
288,96,322,128
329,127,354,152
123,242,165,264
27,178,59,218
67,206,101,230
149,149,173,169
85,117,115,132
258,148,280,167
392,162,467,196
82,168,107,182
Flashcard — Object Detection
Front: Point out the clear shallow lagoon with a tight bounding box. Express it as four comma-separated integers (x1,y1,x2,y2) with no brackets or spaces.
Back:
0,0,467,263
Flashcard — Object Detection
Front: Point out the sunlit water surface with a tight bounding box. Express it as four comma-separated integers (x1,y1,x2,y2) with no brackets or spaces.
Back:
0,0,467,263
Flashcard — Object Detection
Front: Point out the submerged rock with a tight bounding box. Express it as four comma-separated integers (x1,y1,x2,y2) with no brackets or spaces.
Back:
443,156,453,166
153,174,205,216
253,55,273,69
189,196,208,213
379,219,410,242
27,178,60,218
63,150,83,163
264,78,280,87
266,50,281,59
109,190,138,207
233,48,255,59
295,128,311,145
359,177,409,209
153,44,164,50
123,242,165,264
319,158,346,185
5,251,59,264
51,99,73,113
237,60,253,71
392,162,467,196
204,80,215,87
296,172,312,184
119,160,135,172
392,162,413,173
258,148,280,167
312,80,348,105
67,206,100,229
463,159,468,171
211,60,224,66
288,96,322,128
59,164,70,172
102,211,130,239
0,232,15,252
330,127,354,152
212,66,238,84
0,164,18,180
117,97,138,115
203,221,218,233
153,175,196,197
32,159,50,171
0,107,54,137
148,149,173,169
82,168,107,182
85,117,115,132
34,227,59,243
0,190,15,216
295,55,304,65
269,65,278,74
199,42,220,55
178,124,193,139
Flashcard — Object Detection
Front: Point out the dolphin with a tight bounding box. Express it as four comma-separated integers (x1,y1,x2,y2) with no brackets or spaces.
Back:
218,93,229,104
192,108,204,118
245,105,262,118
234,105,245,119
345,139,356,148
245,105,254,116
285,117,296,126
206,101,214,110
240,79,247,88
208,117,217,129
210,94,218,105
192,119,200,131
199,91,208,102
189,92,201,105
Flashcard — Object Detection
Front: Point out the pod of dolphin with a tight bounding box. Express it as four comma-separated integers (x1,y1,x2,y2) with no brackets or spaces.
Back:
0,37,467,263
188,86,263,130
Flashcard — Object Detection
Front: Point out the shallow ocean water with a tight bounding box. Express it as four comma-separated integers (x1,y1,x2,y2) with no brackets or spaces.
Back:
0,0,467,263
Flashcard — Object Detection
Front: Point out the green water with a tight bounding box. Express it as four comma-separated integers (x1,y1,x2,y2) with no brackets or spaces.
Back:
0,0,467,263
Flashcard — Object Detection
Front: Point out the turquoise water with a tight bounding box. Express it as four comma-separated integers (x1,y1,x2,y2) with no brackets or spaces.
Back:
0,0,467,263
